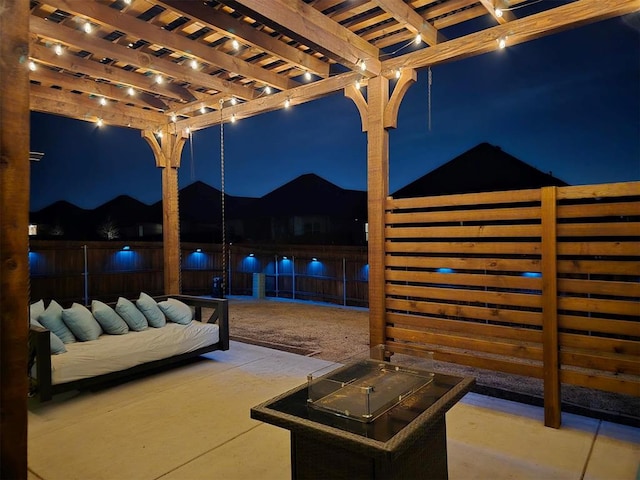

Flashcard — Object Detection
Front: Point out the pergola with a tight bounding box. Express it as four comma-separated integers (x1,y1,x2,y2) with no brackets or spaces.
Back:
2,0,638,476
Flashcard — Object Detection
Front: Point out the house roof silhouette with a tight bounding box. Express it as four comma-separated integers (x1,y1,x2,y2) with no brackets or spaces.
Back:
392,142,568,198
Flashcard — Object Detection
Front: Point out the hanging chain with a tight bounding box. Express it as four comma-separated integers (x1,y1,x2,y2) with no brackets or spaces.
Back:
220,106,227,297
189,129,195,181
428,66,432,132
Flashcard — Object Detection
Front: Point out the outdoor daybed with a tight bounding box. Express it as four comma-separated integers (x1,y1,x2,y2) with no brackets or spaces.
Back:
29,294,229,402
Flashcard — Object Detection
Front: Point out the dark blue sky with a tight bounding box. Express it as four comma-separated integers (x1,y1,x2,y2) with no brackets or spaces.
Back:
30,15,640,211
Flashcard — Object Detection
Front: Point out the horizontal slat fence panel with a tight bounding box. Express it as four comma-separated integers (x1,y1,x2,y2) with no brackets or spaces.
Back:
383,181,640,424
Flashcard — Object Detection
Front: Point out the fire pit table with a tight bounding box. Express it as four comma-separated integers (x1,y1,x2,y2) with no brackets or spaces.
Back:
251,349,475,479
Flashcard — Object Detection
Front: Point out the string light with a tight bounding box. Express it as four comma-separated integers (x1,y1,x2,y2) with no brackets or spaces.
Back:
124,0,131,4
265,86,272,94
415,34,422,44
99,97,107,106
185,127,190,134
96,118,103,127
498,37,507,49
155,74,163,84
495,7,504,17
171,113,177,123
304,71,312,81
284,98,290,109
359,60,366,71
231,114,236,123
83,22,92,34
28,60,37,71
54,44,63,56
232,39,239,50
395,69,401,79
355,79,361,90
230,97,237,106
156,130,163,139
200,106,206,114
190,59,198,69
127,86,135,96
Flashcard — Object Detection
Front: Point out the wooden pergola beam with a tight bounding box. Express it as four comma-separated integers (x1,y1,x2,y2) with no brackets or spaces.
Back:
382,0,640,74
371,0,444,46
158,0,330,78
30,16,258,102
30,67,170,112
30,85,166,130
43,0,297,92
177,71,361,132
220,0,382,75
29,41,194,104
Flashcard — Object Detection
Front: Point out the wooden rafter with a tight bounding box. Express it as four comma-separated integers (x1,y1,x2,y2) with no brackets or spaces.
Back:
371,0,444,46
157,0,330,78
219,0,382,75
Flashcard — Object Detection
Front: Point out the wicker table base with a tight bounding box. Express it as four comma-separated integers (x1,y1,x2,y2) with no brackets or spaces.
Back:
251,371,474,480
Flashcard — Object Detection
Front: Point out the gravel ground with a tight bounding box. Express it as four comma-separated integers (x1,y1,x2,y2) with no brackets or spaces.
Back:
224,296,639,425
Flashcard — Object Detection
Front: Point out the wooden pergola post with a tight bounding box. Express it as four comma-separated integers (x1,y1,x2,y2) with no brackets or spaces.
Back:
0,0,30,477
353,71,416,350
142,128,187,295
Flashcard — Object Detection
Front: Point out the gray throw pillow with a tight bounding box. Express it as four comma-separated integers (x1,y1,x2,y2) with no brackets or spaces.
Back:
38,300,76,344
92,300,129,335
136,292,166,328
115,297,148,331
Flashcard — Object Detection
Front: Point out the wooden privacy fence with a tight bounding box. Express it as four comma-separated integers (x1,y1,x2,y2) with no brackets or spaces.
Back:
383,181,640,427
28,241,368,307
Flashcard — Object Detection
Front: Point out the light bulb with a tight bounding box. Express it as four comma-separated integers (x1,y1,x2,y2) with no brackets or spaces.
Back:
304,71,311,81
96,118,103,127
495,7,503,18
190,59,198,69
284,98,290,109
156,131,163,138
185,127,190,134
171,113,177,123
359,60,366,71
231,114,236,123
99,97,107,106
395,69,401,79
83,22,92,34
28,60,36,71
498,37,506,49
232,39,239,50
127,87,135,96
355,79,361,90
54,44,63,56
265,86,272,94
415,34,422,44
200,106,206,114
231,97,237,106
156,74,163,84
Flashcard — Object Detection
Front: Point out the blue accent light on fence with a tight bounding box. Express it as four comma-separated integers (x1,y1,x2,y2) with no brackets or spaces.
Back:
113,250,139,271
185,251,207,269
122,245,131,251
523,272,542,278
279,257,292,274
308,258,324,276
242,255,259,273
437,268,454,274
360,264,369,281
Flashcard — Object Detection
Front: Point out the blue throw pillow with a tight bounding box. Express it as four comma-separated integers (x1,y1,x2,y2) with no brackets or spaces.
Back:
30,299,45,321
62,303,103,342
115,297,148,331
30,318,66,354
38,300,76,344
158,298,193,325
92,300,129,335
136,292,166,328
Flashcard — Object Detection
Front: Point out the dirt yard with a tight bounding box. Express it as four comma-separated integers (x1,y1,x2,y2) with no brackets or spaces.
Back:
224,296,639,424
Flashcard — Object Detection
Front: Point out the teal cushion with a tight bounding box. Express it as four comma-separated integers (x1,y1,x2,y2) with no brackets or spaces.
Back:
30,299,45,321
115,297,148,331
158,298,193,325
92,300,129,335
38,300,76,344
30,318,66,354
62,303,103,342
136,292,166,328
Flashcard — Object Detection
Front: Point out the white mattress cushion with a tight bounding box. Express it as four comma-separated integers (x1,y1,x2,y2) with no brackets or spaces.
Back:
46,321,219,385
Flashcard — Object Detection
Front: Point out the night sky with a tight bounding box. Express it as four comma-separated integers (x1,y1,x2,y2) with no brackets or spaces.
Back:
29,15,640,212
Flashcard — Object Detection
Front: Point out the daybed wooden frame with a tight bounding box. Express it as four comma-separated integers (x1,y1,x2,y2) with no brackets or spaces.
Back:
29,295,229,402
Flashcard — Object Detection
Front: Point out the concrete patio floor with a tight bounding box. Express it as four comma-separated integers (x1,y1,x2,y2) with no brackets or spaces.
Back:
28,341,639,480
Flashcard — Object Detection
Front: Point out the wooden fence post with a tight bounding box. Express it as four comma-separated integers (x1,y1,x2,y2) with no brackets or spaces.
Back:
541,186,561,428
